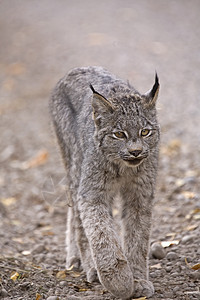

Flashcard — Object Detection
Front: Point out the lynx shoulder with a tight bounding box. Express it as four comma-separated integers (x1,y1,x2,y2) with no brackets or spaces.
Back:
50,66,160,299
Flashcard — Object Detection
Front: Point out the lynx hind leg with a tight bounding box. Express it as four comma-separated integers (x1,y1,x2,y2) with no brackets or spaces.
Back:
75,213,99,283
66,206,81,269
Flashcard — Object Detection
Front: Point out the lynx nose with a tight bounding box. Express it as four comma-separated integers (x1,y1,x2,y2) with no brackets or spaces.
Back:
129,149,142,157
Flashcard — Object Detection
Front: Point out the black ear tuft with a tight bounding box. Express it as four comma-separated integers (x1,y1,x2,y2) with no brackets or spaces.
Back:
90,84,106,99
144,72,160,107
90,84,114,121
150,72,159,100
90,84,96,94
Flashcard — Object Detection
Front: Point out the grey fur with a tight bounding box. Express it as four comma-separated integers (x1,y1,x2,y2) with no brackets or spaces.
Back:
49,66,160,299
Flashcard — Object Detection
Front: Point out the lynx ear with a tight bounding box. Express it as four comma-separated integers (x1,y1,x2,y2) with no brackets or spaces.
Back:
143,73,159,107
90,84,114,124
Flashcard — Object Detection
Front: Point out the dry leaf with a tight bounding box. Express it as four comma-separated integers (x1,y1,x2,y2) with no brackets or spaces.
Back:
66,265,74,271
175,179,185,187
185,257,189,266
11,219,22,226
186,207,200,220
79,288,90,292
184,224,198,231
7,62,26,76
1,197,16,207
191,263,200,270
193,214,200,220
166,232,177,239
69,271,81,278
161,240,179,248
192,208,200,214
161,139,181,156
150,263,162,269
185,170,198,177
181,191,196,200
40,225,54,236
12,237,24,244
10,271,20,281
185,258,200,270
22,149,49,169
56,270,66,280
42,231,54,236
36,293,42,300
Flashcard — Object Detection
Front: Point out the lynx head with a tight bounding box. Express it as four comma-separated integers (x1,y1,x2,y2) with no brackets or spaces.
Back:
90,74,160,167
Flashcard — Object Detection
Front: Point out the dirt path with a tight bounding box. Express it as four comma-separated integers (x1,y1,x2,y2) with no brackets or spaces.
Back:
0,1,199,299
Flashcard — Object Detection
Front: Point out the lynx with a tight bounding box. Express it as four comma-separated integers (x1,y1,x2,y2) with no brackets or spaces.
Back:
50,66,160,299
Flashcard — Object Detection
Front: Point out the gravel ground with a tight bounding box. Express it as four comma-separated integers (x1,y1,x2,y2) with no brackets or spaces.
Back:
0,1,200,299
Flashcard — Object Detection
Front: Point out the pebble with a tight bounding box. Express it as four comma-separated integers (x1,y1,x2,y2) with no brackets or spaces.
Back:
0,288,8,297
181,235,195,244
166,266,172,272
164,291,173,298
171,272,180,277
46,297,59,300
166,251,179,261
173,286,180,293
150,242,166,259
19,282,30,289
32,244,46,254
190,270,200,280
59,281,67,287
184,176,197,184
35,253,45,263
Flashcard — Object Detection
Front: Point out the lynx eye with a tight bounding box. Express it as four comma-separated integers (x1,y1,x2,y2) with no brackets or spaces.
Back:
113,131,126,139
140,129,151,137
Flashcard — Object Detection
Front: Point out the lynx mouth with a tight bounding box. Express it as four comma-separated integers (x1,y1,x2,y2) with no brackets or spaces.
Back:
123,157,145,167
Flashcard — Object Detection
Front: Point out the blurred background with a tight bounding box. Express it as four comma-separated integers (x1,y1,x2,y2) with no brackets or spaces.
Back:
1,0,200,144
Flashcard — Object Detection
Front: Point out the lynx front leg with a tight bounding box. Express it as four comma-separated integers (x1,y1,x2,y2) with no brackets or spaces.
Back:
78,196,134,299
121,194,154,298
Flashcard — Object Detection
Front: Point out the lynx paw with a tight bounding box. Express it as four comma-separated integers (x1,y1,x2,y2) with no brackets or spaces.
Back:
87,267,99,283
66,256,82,270
134,279,154,298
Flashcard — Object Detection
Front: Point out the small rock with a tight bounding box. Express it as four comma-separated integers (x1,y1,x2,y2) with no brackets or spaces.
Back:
150,242,166,259
190,270,200,280
32,244,46,254
181,235,195,244
173,286,180,294
182,282,188,289
19,282,30,289
46,297,59,300
166,251,179,261
35,253,45,263
59,281,67,287
166,266,172,272
0,288,8,297
171,272,180,277
185,291,200,297
164,291,173,298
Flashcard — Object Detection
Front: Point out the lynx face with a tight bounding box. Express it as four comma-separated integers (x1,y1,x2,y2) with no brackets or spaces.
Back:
96,109,159,167
91,75,160,167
